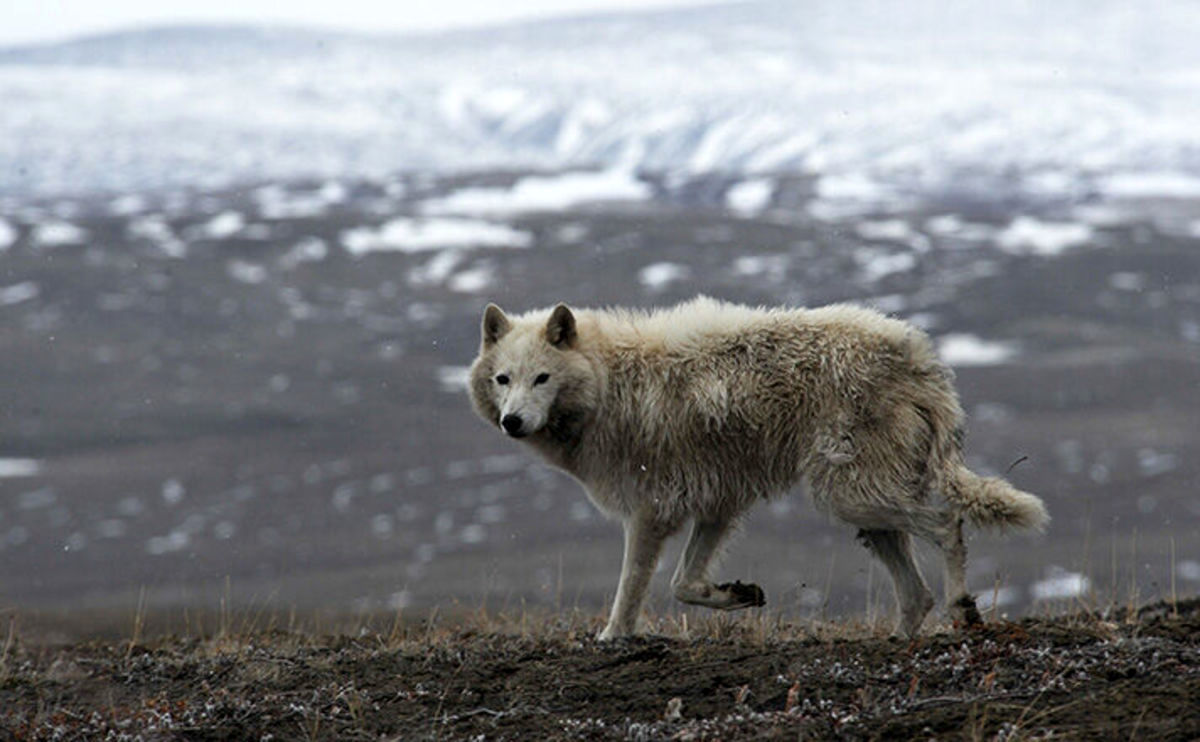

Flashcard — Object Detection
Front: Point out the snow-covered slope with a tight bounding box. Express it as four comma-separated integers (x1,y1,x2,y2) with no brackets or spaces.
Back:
2,0,1199,197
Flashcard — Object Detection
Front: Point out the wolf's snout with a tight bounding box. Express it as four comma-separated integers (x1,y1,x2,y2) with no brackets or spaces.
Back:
501,414,525,436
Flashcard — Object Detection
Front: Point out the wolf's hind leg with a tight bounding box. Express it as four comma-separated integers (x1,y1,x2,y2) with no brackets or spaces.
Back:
671,518,765,610
904,512,982,627
858,529,934,637
599,514,669,640
939,517,981,626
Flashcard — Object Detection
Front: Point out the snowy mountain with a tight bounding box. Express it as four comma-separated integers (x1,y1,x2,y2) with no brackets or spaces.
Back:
2,0,1200,197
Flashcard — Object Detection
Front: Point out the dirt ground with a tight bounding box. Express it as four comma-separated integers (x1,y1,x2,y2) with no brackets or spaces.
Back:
1,600,1197,741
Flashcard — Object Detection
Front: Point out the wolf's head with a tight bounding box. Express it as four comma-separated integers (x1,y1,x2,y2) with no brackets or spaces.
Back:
468,302,598,441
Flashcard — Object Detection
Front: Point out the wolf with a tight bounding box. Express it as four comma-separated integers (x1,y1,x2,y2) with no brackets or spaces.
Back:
468,297,1048,639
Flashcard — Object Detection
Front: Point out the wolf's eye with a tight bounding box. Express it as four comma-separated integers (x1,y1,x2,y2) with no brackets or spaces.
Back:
495,374,510,385
533,373,550,386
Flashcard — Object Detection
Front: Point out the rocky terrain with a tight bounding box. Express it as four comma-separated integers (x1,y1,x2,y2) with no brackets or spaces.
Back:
1,601,1197,740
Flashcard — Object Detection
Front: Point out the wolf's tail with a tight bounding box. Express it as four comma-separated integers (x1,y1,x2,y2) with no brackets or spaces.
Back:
905,331,1049,532
945,465,1049,532
911,365,1048,532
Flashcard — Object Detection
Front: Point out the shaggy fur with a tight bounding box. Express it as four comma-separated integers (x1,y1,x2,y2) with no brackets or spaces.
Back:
468,296,1048,639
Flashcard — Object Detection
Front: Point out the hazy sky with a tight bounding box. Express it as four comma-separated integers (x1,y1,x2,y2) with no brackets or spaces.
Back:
0,0,716,46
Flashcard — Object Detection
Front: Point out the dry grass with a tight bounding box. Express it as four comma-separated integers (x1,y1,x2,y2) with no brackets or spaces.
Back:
0,595,1196,741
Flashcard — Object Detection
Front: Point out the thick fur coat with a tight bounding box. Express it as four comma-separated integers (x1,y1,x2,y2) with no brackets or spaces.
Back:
469,296,1048,638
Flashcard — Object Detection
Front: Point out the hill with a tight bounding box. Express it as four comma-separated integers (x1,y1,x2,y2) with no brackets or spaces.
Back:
2,1,1199,196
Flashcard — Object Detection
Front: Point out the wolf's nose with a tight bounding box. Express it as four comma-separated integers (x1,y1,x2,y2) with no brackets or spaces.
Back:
501,414,524,435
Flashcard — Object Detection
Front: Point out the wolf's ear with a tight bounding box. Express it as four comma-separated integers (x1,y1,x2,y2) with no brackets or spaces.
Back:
482,303,511,346
546,303,577,348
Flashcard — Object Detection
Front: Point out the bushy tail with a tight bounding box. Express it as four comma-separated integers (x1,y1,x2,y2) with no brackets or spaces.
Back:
947,465,1049,532
906,338,1049,533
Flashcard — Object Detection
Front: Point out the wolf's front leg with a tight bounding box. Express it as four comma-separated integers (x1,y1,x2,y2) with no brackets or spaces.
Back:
671,518,765,610
598,514,668,640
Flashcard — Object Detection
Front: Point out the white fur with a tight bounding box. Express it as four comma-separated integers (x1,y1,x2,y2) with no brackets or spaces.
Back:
469,296,1048,639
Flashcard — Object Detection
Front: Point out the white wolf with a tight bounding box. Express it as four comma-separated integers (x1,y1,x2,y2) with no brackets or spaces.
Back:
468,297,1048,639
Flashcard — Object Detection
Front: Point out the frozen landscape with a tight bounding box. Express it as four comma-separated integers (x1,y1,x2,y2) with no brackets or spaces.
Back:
0,0,1198,636
3,0,1200,200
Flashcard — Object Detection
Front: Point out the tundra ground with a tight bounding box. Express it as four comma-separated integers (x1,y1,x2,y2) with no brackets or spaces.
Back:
1,600,1197,740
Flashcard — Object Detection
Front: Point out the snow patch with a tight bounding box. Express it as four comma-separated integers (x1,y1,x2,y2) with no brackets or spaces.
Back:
436,366,471,393
725,178,774,216
447,265,495,294
1177,560,1200,582
32,220,87,247
1031,568,1090,601
1,526,29,549
108,194,147,215
409,250,465,286
554,223,589,244
96,519,127,539
555,98,614,155
1108,272,1147,292
342,218,531,255
809,173,898,218
18,488,57,510
0,459,41,478
937,334,1018,367
146,531,190,555
387,590,413,610
1137,448,1178,478
1099,171,1200,199
279,237,328,268
161,478,186,506
422,170,651,216
0,282,40,307
1073,204,1133,227
200,211,246,239
0,218,18,250
857,219,912,242
319,181,347,203
997,217,1092,256
255,185,323,218
460,524,486,545
924,214,997,242
1024,170,1084,199
976,586,1019,610
856,219,930,252
128,214,186,257
867,294,908,314
227,260,268,284
638,262,690,290
733,255,789,277
856,250,917,283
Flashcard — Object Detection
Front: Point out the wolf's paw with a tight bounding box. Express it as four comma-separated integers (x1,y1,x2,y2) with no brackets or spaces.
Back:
715,580,766,609
896,591,935,638
597,627,625,642
951,594,983,627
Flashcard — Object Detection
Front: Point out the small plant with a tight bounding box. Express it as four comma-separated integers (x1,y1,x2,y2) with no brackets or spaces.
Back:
0,615,16,685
